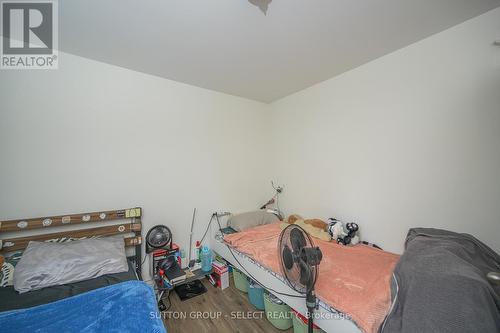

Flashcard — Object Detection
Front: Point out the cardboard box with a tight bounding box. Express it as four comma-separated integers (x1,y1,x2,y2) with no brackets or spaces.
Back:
212,261,228,274
211,261,229,290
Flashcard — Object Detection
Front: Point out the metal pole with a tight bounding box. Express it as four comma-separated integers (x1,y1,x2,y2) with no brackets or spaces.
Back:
188,208,196,263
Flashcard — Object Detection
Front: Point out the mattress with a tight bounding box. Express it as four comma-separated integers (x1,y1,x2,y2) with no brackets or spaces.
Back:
224,223,400,333
0,259,138,312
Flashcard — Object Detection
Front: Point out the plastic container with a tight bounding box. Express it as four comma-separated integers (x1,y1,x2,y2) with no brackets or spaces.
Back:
232,268,249,293
180,249,188,268
200,246,212,272
291,309,324,333
195,241,201,263
264,291,292,330
247,278,265,310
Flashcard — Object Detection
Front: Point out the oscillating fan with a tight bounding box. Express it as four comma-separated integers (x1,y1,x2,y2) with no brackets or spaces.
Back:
145,225,172,253
279,224,323,333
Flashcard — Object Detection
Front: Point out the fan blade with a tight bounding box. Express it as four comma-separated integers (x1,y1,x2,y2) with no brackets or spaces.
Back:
299,260,311,286
282,245,294,270
290,228,306,252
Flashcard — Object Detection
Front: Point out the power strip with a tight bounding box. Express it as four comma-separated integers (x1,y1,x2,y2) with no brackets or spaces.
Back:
215,211,231,217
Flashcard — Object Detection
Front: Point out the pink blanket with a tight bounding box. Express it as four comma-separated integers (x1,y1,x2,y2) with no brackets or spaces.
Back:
224,223,400,333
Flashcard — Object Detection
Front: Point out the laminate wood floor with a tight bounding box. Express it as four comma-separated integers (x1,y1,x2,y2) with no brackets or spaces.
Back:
163,275,294,333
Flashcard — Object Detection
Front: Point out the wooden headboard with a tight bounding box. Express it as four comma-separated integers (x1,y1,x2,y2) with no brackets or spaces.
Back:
0,207,143,278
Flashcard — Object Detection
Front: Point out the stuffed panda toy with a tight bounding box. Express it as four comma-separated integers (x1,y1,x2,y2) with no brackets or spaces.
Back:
327,218,359,245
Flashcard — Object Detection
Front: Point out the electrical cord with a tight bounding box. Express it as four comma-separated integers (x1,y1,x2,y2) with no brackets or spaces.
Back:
200,213,215,243
141,252,148,266
214,214,305,299
153,285,172,312
163,291,172,312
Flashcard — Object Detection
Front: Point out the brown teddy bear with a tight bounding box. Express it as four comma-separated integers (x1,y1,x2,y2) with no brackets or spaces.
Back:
282,214,331,241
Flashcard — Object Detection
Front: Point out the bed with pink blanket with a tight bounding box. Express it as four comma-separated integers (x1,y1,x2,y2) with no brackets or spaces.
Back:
223,223,400,333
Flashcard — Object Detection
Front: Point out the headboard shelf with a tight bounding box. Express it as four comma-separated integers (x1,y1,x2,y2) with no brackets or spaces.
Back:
0,223,142,253
0,207,142,232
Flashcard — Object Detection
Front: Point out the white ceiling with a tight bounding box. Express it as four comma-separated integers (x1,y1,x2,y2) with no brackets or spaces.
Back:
59,0,500,102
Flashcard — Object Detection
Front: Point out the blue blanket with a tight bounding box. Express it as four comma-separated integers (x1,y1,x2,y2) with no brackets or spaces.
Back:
0,280,167,333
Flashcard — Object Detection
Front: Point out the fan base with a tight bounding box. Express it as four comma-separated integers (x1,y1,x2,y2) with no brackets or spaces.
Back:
306,291,317,333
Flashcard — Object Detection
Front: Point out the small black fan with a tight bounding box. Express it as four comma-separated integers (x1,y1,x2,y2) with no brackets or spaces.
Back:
279,224,323,333
146,225,172,253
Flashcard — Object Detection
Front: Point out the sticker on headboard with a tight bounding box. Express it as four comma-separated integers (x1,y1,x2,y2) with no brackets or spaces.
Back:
3,241,14,248
61,216,71,224
17,221,28,229
42,218,52,227
47,236,94,244
125,208,141,218
118,225,125,232
82,215,91,222
99,213,106,220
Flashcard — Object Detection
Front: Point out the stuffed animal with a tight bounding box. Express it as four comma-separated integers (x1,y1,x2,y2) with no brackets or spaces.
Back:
286,214,302,225
286,215,328,230
327,218,344,241
327,218,360,245
304,218,329,231
0,255,3,267
283,215,330,241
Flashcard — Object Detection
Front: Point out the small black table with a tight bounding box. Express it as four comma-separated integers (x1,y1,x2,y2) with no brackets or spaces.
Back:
155,268,213,311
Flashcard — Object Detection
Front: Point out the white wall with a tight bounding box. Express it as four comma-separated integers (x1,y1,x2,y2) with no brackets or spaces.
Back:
1,7,499,267
0,52,272,275
270,8,500,253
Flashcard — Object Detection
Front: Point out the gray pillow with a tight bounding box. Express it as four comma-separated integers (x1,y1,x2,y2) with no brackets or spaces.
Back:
227,210,279,232
13,237,128,293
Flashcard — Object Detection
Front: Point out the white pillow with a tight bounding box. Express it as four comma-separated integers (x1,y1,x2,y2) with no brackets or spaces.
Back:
13,237,128,293
227,210,279,231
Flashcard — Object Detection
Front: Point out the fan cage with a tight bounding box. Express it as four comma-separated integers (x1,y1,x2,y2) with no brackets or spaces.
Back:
146,225,172,249
278,224,319,294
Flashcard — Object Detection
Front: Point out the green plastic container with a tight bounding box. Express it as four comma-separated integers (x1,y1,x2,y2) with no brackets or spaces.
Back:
232,268,249,293
292,309,325,333
264,292,292,330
